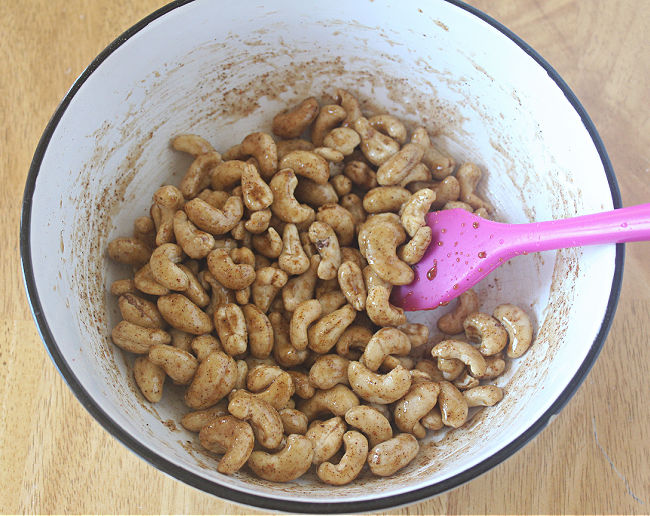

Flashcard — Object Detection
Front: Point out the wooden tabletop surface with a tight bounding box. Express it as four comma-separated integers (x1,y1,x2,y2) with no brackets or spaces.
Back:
1,0,648,514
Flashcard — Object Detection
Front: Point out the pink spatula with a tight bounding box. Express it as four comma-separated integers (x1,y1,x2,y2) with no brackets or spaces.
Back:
391,204,650,311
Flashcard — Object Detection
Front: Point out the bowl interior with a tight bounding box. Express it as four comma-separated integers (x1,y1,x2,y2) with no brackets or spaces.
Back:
24,0,618,509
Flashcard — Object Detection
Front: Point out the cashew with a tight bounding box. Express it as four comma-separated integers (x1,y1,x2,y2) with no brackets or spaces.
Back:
463,312,508,356
334,88,361,127
421,406,444,431
311,104,347,146
172,134,214,156
306,416,346,465
251,227,283,259
361,328,411,372
294,178,339,207
347,361,411,404
269,312,309,367
309,354,349,389
214,303,248,356
179,151,221,199
456,162,492,212
367,114,406,144
199,416,255,474
111,321,171,354
438,380,469,428
278,223,310,275
477,355,507,379
341,247,366,270
316,430,367,486
152,185,185,246
118,293,166,330
297,384,360,421
453,370,480,390
270,169,314,223
289,299,322,351
239,162,273,211
241,304,273,358
180,401,229,432
308,221,342,281
493,304,534,358
280,150,330,185
173,211,215,259
394,381,440,438
184,195,243,235
437,357,465,381
228,394,284,449
367,433,419,477
176,264,210,307
200,270,236,315
353,117,400,166
272,97,320,139
277,139,315,160
411,127,455,180
287,370,316,400
365,283,406,328
330,174,352,197
308,304,356,354
359,218,413,286
157,294,213,335
431,340,486,377
344,160,378,190
133,356,165,403
398,226,432,265
463,385,504,407
415,359,445,382
337,261,366,311
248,371,295,410
235,132,278,180
340,193,367,228
148,344,198,385
400,188,436,237
191,334,221,361
184,351,238,409
323,127,360,156
376,143,424,186
107,237,151,265
148,243,188,291
247,434,313,482
335,325,373,360
243,209,271,235
362,186,411,214
344,405,392,447
279,408,309,435
207,248,256,290
110,278,137,296
437,289,479,334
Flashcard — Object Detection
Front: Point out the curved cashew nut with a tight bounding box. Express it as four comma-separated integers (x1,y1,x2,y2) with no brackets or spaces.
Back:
184,195,243,235
362,186,412,214
431,339,487,377
184,351,238,409
179,401,229,432
199,416,254,474
237,132,278,180
149,243,188,291
463,312,508,356
344,160,378,190
335,325,373,360
478,355,507,379
438,380,469,428
246,364,283,391
179,151,221,199
270,169,314,223
398,226,432,265
323,127,361,156
365,286,406,328
157,294,213,335
369,114,407,144
252,227,283,259
309,354,349,390
456,162,492,212
493,303,534,358
207,248,256,290
279,150,330,185
421,406,444,430
453,370,480,390
294,178,339,208
118,293,166,330
244,209,272,234
172,133,214,156
367,433,419,477
311,104,347,147
173,211,215,259
376,143,424,186
437,289,480,334
209,160,245,191
240,161,273,211
269,312,309,367
278,223,310,275
176,264,209,308
353,117,400,166
247,434,313,482
437,357,465,381
361,327,411,372
344,405,392,447
279,408,309,435
249,371,295,410
359,217,413,286
289,299,322,351
336,88,362,128
272,97,320,139
415,359,445,382
241,304,273,358
306,416,346,465
227,394,284,449
411,127,455,180
148,344,198,385
214,303,248,356
316,203,355,247
308,221,342,281
394,381,440,438
347,361,411,404
307,304,356,354
297,384,360,421
400,188,436,237
107,237,151,265
287,370,316,400
337,261,366,311
133,356,165,403
317,430,368,486
191,334,221,361
200,270,236,316
153,185,185,246
400,163,432,187
463,385,504,407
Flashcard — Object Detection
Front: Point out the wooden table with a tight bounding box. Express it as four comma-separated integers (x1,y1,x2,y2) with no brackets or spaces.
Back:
1,0,647,513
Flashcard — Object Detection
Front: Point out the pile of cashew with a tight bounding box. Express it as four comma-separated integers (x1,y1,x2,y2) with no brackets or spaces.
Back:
107,90,535,485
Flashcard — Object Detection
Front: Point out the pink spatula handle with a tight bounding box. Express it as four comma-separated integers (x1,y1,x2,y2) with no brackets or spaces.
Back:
505,203,650,254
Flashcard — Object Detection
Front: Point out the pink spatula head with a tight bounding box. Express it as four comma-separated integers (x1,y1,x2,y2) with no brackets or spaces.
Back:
391,204,650,311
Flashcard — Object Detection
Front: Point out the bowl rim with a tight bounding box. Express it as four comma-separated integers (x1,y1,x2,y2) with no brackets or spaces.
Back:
19,0,624,512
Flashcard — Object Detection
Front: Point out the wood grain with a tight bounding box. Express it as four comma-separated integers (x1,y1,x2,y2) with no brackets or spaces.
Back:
0,0,647,513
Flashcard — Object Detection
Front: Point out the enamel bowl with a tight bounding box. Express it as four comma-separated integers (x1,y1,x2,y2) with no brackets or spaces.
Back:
21,0,622,512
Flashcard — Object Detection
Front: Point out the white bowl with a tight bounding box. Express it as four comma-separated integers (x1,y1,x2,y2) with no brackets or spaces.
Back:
21,0,623,512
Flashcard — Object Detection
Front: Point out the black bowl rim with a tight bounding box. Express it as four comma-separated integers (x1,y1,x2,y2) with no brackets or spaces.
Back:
20,0,623,512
